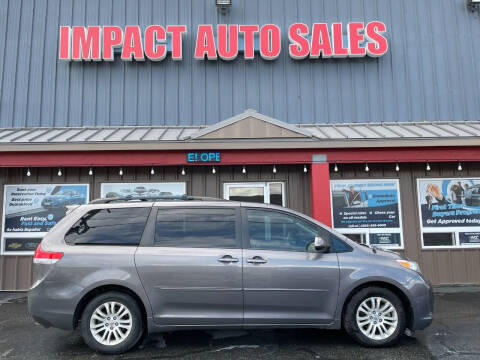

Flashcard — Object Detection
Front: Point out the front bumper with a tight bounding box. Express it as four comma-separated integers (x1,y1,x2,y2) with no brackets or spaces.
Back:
410,278,434,330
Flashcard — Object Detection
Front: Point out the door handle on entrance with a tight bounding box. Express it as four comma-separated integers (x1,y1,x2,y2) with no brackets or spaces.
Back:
246,256,268,264
217,255,239,263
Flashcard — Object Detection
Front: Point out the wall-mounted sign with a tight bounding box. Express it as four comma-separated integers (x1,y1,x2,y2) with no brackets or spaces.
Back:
417,178,480,228
417,178,480,247
330,179,403,248
2,184,89,255
101,182,186,198
187,152,221,163
58,22,388,61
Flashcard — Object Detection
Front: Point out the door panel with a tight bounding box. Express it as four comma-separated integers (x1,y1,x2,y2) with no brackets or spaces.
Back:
135,206,243,326
135,247,243,325
242,208,340,325
243,249,339,324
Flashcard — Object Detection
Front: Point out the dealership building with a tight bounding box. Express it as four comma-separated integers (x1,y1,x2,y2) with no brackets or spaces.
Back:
1,0,480,290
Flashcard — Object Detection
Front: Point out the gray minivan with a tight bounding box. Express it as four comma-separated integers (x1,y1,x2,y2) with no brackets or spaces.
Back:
28,196,433,354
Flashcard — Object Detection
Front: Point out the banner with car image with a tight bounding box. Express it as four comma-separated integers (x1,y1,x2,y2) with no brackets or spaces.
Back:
2,184,89,254
100,182,186,199
417,178,480,229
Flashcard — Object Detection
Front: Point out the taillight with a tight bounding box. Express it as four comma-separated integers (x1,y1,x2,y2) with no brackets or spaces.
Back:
33,244,63,264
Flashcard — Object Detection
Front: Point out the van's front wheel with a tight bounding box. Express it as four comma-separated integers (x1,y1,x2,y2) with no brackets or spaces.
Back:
80,291,144,354
343,287,406,347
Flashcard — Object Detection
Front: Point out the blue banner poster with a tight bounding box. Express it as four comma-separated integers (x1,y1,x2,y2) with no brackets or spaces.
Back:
417,178,480,229
2,184,89,254
330,179,401,229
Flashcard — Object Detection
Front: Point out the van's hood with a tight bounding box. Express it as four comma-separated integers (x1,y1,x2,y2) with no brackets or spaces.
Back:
375,247,406,260
358,244,406,260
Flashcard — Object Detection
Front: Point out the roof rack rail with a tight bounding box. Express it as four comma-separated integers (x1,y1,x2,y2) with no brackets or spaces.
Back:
89,195,225,204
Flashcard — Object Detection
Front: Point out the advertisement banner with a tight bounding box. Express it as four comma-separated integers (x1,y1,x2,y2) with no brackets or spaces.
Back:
417,178,480,229
2,184,89,254
330,179,401,229
100,182,186,199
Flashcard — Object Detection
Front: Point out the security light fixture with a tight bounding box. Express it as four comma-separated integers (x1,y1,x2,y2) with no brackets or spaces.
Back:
26,168,31,177
216,0,231,14
273,165,277,174
457,162,463,171
395,163,400,172
150,167,155,175
119,168,124,176
242,165,246,174
88,167,93,176
181,166,186,176
303,164,308,173
365,163,370,172
57,168,62,177
468,0,480,12
334,162,339,172
426,162,431,171
212,166,216,174
216,0,231,8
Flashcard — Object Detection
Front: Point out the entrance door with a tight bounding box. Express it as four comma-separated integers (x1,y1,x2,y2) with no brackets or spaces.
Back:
135,206,243,326
242,208,340,325
224,182,285,206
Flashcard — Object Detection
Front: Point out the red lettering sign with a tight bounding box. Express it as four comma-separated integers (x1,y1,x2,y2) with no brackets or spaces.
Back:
58,22,388,61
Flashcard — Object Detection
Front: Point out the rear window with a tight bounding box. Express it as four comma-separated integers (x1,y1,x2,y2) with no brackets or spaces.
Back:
154,208,237,248
65,207,150,246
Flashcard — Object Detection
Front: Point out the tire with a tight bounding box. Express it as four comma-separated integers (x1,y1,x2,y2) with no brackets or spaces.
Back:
80,291,144,355
343,286,406,347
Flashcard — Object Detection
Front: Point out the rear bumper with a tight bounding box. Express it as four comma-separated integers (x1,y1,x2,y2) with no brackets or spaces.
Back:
28,280,84,331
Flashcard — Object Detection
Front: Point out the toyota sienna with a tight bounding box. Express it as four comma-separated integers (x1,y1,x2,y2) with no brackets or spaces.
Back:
28,196,433,354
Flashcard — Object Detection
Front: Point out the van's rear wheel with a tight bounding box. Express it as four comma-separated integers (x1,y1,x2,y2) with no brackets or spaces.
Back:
80,291,144,354
343,287,406,347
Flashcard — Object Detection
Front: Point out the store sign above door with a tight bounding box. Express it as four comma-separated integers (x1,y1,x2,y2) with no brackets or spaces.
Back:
58,22,388,61
187,152,221,163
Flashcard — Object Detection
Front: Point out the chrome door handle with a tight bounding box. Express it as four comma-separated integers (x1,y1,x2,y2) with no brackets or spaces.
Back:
217,255,239,263
246,256,267,264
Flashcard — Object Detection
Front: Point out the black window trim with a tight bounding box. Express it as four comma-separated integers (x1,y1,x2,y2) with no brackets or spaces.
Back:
140,206,242,249
241,206,352,253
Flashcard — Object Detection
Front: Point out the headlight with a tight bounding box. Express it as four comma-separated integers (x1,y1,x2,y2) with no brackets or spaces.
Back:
396,259,421,273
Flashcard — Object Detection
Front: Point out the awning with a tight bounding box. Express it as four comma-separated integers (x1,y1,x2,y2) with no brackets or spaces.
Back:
0,109,479,151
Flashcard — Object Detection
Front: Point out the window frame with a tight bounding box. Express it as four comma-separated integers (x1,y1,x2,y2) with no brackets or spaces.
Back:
240,206,351,253
140,206,242,249
223,182,286,207
329,178,404,250
417,178,480,249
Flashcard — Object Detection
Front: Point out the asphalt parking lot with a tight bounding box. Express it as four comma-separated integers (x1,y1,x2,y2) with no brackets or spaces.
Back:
0,289,479,360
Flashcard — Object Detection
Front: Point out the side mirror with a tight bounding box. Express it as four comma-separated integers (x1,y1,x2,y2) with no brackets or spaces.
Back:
314,236,330,253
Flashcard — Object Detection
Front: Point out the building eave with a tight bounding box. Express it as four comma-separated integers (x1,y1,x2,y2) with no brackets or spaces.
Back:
0,137,478,152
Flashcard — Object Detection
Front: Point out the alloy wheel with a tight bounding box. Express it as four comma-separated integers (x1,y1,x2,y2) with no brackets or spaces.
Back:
355,296,398,341
89,301,133,346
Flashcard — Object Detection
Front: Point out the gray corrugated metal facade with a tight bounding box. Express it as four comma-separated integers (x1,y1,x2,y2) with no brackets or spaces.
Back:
1,0,480,128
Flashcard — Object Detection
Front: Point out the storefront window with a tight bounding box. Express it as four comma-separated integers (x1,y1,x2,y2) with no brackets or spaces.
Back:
329,179,404,249
228,186,265,203
343,233,367,245
224,182,285,206
417,178,480,248
269,183,283,206
423,233,455,247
